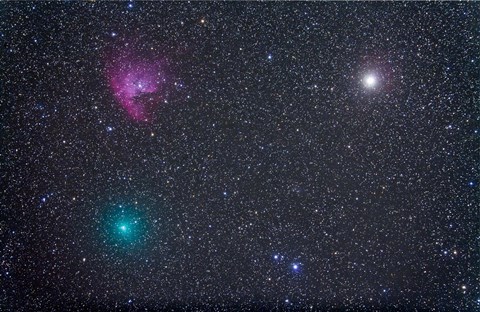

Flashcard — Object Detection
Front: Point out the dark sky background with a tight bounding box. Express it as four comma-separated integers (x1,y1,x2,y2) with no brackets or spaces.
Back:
1,2,479,311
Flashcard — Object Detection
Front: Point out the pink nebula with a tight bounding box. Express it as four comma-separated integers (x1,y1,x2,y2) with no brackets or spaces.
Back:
106,52,166,122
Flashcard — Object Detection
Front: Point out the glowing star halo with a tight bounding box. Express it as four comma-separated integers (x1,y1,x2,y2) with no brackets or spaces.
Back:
106,50,168,122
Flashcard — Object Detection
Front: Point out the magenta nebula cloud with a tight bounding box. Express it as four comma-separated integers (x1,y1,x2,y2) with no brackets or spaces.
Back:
107,52,166,122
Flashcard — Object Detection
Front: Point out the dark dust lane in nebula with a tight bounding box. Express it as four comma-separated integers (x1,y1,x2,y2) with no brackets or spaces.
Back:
105,45,169,122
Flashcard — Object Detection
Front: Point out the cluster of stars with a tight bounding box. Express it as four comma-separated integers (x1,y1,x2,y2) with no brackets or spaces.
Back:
273,254,301,273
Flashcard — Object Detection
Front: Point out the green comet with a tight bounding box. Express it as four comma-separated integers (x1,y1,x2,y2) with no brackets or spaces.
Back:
99,203,147,249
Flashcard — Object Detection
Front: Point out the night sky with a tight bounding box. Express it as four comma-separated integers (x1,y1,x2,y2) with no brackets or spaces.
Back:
1,2,479,311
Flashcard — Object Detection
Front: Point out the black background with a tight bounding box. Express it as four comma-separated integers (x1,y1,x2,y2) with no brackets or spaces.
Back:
1,2,479,311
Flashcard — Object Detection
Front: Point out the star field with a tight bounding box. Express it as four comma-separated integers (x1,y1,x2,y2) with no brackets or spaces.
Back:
1,2,479,311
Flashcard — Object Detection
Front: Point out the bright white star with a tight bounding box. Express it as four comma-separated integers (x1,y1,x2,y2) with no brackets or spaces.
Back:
363,74,378,88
